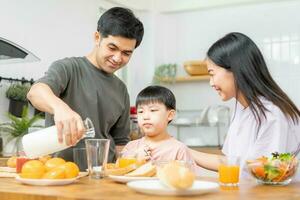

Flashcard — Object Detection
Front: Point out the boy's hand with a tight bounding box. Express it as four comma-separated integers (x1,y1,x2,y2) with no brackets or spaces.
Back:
136,145,153,161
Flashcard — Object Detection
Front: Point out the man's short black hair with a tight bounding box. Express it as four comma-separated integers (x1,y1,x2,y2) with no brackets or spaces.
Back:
136,86,176,110
97,7,144,48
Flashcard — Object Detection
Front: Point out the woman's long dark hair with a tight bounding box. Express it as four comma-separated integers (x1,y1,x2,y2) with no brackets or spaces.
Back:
207,32,300,127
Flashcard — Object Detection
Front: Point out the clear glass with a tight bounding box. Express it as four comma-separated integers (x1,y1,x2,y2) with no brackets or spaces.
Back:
218,157,240,187
85,139,110,179
117,152,137,168
22,118,95,158
73,148,88,172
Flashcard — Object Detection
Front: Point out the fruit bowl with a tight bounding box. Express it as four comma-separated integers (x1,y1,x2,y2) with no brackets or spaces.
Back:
247,152,298,185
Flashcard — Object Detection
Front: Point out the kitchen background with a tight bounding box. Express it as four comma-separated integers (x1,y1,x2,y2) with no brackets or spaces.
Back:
1,0,300,147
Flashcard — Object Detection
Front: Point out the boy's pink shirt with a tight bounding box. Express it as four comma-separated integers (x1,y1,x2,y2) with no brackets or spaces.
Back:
122,136,201,175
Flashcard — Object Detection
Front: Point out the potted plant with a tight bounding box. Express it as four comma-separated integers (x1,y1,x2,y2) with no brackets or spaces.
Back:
0,105,43,156
152,63,177,84
5,83,30,117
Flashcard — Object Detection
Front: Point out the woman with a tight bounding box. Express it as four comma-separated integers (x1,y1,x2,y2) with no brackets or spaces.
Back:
190,32,300,179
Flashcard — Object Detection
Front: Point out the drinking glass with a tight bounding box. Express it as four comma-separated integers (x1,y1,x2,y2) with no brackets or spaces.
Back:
73,148,88,172
218,156,240,186
85,139,110,179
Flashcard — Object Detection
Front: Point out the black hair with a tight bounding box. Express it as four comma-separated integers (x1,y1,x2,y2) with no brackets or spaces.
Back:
207,32,300,128
97,7,144,48
136,86,176,111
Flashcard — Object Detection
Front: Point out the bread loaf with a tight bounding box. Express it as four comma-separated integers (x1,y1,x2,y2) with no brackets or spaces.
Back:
157,161,195,189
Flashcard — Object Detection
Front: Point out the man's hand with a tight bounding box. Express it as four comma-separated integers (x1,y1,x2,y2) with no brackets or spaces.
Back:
54,105,85,146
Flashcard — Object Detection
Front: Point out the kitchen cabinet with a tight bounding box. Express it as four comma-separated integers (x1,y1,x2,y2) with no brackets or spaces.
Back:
171,108,230,147
159,75,210,83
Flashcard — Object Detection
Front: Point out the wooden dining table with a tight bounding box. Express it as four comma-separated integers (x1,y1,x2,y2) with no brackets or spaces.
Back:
0,175,299,200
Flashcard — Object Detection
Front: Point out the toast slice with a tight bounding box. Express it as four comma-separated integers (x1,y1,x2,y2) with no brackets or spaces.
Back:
105,163,137,176
125,162,156,177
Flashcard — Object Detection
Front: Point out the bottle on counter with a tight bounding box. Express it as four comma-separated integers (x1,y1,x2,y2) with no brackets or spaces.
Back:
22,118,95,158
129,106,142,140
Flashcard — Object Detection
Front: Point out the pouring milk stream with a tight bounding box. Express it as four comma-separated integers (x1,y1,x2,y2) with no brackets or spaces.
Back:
22,118,95,158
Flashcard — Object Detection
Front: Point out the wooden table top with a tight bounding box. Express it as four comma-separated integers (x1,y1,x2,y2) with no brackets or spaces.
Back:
0,176,299,200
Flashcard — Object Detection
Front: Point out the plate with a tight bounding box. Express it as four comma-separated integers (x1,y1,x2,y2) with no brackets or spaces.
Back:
127,180,219,196
108,175,157,183
0,167,16,173
15,172,88,186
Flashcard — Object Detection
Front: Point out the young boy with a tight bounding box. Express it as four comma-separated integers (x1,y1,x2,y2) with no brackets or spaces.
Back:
121,86,201,175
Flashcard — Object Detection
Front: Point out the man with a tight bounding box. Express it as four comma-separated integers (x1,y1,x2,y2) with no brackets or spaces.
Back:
27,7,144,162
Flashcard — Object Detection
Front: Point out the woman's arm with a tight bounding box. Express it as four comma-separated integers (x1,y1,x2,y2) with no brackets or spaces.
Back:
189,149,225,171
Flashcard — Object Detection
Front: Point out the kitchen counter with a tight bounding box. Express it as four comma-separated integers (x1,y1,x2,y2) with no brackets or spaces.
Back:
0,176,299,200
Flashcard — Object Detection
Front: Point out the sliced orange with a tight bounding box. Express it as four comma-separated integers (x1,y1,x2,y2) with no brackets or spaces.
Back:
42,167,66,179
45,157,66,171
57,162,79,178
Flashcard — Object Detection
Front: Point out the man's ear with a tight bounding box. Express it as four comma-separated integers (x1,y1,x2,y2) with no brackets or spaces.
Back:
167,109,176,122
94,31,101,45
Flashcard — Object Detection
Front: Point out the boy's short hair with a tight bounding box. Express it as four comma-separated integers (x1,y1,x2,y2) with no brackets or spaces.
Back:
97,7,144,48
136,86,176,110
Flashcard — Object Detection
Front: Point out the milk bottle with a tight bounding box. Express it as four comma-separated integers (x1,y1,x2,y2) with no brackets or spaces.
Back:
22,118,95,158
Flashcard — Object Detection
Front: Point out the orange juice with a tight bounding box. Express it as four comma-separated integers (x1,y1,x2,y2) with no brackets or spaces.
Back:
218,164,240,185
118,157,137,168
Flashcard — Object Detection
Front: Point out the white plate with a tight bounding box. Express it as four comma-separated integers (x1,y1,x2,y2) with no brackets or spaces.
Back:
127,180,219,196
0,167,16,173
15,172,88,186
108,175,157,183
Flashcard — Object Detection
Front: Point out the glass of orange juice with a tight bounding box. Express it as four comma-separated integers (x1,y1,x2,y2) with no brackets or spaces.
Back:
218,156,240,186
117,152,137,168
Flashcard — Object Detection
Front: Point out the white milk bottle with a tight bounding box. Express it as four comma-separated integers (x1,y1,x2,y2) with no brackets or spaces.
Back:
22,118,95,158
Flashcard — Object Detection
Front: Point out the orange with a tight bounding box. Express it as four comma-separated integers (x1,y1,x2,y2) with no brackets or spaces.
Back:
21,160,46,179
42,168,65,179
57,162,79,178
45,157,66,171
39,155,52,164
20,173,45,179
7,156,17,168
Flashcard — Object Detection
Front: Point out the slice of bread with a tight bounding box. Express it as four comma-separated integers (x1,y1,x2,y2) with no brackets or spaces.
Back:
125,162,156,177
105,163,137,176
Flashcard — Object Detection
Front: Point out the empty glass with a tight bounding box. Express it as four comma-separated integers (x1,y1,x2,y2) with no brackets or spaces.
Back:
85,139,110,179
73,148,88,172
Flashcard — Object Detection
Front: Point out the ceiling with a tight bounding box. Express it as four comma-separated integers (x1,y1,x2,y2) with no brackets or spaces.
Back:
99,0,289,13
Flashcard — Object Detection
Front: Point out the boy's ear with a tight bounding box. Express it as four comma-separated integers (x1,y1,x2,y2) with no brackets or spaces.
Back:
167,109,176,122
94,31,102,45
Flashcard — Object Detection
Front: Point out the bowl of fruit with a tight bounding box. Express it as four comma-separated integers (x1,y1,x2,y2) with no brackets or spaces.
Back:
247,152,298,185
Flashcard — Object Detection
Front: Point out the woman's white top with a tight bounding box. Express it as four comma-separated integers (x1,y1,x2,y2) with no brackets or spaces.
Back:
222,97,300,180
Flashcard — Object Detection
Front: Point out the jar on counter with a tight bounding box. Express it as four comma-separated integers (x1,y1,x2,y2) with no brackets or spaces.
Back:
129,106,143,140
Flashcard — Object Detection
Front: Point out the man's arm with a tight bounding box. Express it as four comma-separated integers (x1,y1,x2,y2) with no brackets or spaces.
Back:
27,83,84,145
189,148,225,171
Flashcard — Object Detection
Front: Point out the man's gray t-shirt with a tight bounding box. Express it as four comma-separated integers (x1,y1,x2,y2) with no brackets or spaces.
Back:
37,57,130,162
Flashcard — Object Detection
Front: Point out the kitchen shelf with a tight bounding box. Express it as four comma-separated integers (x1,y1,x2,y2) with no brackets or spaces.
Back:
159,75,210,83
